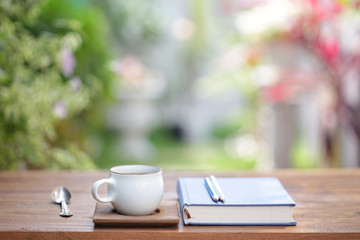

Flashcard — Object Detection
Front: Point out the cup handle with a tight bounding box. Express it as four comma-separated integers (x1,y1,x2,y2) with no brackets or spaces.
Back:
92,178,114,203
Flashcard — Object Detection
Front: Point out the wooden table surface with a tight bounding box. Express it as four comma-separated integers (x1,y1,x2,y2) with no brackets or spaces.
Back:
0,169,359,239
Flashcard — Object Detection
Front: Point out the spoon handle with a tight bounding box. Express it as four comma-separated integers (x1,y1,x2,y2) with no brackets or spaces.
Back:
60,200,73,217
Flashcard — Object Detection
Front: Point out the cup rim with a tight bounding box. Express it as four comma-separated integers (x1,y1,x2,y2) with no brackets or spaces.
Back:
110,165,162,175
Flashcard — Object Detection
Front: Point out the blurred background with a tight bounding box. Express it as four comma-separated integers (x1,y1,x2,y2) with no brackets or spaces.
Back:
1,0,359,171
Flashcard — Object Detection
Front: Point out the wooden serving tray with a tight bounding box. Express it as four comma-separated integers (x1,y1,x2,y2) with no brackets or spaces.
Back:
93,200,180,227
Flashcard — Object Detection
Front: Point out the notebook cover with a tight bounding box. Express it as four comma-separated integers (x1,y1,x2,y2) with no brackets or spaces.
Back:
177,177,296,225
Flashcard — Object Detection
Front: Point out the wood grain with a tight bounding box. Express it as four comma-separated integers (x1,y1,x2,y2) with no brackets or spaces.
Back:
0,169,359,239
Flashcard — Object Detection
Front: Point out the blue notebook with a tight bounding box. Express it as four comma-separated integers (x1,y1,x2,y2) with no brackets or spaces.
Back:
177,177,296,225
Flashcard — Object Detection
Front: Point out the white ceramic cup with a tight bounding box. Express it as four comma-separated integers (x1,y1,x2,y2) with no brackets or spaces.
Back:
92,165,164,216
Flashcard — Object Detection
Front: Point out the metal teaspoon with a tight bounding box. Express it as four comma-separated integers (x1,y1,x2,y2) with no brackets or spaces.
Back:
51,186,73,217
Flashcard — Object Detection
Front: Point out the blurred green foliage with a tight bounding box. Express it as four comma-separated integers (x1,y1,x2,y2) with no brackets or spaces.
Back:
92,0,163,51
95,127,256,171
292,138,318,169
0,0,112,170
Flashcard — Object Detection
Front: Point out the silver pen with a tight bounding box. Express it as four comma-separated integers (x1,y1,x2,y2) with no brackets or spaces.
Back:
210,175,225,202
205,177,219,202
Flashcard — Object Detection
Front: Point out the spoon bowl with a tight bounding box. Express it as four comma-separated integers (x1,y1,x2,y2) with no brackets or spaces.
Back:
51,186,73,217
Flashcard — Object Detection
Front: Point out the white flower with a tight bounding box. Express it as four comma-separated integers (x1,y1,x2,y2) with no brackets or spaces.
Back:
53,101,67,119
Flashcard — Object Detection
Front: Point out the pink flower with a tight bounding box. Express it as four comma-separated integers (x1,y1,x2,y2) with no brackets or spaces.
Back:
317,37,339,62
307,0,342,20
69,76,82,91
118,56,145,80
60,47,76,77
316,22,339,62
